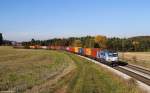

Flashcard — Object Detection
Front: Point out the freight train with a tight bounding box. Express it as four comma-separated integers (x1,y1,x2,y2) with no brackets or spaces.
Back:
26,45,119,66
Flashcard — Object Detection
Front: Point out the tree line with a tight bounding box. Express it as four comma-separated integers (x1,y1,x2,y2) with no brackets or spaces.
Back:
22,35,150,52
0,33,3,45
1,32,149,52
0,33,13,46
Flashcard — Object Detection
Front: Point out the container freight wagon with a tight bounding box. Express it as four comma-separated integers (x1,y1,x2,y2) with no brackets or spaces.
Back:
47,46,51,50
74,47,81,54
91,48,100,59
69,47,75,53
41,46,48,49
29,46,35,49
35,45,41,49
60,46,65,50
50,46,55,50
66,47,70,51
55,46,61,50
79,48,84,55
52,46,57,50
84,48,92,57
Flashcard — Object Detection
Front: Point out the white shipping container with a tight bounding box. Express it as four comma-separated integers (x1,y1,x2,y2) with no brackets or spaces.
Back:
41,46,47,49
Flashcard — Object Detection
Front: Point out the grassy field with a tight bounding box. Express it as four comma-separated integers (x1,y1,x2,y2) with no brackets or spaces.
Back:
0,46,144,93
119,52,150,69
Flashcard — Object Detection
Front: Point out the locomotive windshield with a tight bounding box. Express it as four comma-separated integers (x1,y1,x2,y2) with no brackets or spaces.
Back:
108,52,118,57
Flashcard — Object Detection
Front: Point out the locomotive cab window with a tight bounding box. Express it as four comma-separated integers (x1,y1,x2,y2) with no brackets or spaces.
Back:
108,53,118,57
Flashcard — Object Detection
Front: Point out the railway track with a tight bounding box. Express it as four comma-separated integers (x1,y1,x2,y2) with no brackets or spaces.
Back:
78,54,150,92
76,53,150,86
79,53,150,86
60,51,150,87
114,64,150,86
79,54,150,86
126,64,150,75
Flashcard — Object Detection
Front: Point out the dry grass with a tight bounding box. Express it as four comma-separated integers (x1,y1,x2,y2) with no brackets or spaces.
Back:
0,46,74,93
119,52,150,69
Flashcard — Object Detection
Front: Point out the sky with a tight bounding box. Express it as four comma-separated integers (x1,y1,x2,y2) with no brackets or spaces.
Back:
0,0,150,41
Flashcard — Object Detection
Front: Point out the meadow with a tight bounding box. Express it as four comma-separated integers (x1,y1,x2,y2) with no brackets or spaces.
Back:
119,52,150,69
0,46,144,93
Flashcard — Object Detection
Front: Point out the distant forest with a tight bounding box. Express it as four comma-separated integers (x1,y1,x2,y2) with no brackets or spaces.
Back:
22,35,150,52
0,33,4,46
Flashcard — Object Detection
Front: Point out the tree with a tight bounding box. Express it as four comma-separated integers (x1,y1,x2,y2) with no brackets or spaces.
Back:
80,36,95,48
95,35,107,49
132,41,140,51
72,40,82,47
23,35,150,52
0,33,3,45
31,38,35,45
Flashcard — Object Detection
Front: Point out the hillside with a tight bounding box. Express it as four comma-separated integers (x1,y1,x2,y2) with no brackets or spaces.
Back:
129,36,150,41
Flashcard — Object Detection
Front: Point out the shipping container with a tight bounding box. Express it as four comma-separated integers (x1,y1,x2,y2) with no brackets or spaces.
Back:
74,47,81,53
41,46,48,49
50,46,55,50
79,48,84,55
53,46,56,50
35,45,42,49
47,46,51,49
83,48,86,55
29,46,35,49
69,47,75,52
60,46,64,50
55,46,61,50
91,48,100,58
66,47,70,51
84,48,92,56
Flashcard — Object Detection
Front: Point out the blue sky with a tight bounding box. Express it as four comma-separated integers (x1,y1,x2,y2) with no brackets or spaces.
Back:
0,0,150,41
